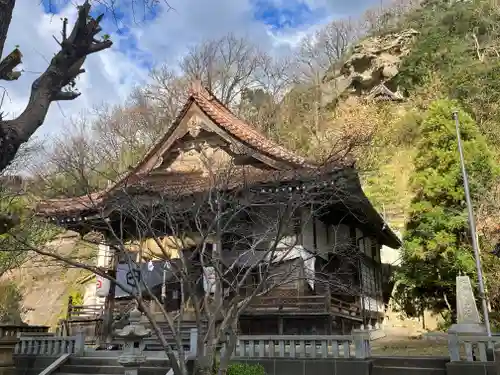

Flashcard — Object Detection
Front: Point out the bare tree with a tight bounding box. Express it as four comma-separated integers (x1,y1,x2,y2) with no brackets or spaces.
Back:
235,56,293,136
179,34,267,107
89,0,174,27
28,90,167,200
145,67,191,123
90,91,166,169
142,35,294,138
0,0,113,173
359,0,424,34
295,18,360,84
29,116,103,198
23,159,369,375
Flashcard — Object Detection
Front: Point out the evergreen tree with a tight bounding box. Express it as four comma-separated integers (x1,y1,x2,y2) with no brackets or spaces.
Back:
394,99,497,318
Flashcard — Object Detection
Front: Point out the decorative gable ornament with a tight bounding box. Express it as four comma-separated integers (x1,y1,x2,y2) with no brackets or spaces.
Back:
153,156,163,170
187,115,203,137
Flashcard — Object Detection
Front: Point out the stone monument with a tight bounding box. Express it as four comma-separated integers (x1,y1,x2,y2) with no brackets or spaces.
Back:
115,306,151,375
448,275,486,334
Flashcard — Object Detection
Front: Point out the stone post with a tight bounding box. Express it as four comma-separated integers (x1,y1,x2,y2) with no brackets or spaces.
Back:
352,329,371,359
449,276,485,334
115,307,151,375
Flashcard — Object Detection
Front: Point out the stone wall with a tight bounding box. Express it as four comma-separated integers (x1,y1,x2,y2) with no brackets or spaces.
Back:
0,325,50,375
12,356,57,375
232,358,373,375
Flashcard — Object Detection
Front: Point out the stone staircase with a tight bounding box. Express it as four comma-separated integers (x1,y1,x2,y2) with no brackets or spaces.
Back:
372,356,448,375
143,320,202,351
57,356,171,375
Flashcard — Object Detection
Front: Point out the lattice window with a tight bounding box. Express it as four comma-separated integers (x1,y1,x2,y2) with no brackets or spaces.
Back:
361,262,377,296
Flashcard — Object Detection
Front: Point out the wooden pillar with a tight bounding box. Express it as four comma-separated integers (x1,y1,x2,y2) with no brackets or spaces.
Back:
101,243,118,345
66,296,73,320
278,316,284,335
327,316,333,335
325,278,332,334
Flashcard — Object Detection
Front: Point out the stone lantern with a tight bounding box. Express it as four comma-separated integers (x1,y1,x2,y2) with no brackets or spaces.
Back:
115,306,152,375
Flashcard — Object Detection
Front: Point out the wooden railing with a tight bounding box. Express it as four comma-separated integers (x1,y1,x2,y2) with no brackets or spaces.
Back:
330,296,360,316
14,333,85,356
232,332,371,359
246,294,361,316
0,325,49,341
57,299,143,346
248,295,327,312
67,304,104,320
66,296,135,321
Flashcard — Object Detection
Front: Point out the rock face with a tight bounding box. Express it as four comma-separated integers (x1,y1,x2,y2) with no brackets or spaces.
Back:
321,29,419,107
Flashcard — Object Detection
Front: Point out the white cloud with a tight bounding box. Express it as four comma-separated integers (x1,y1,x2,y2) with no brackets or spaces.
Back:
1,0,376,145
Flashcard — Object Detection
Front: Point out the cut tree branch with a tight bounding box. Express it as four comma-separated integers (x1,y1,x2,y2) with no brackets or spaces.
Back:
0,48,22,81
0,0,113,173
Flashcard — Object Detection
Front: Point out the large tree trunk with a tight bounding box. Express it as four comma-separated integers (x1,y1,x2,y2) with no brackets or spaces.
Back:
195,321,217,375
217,331,237,375
0,0,15,59
0,0,112,173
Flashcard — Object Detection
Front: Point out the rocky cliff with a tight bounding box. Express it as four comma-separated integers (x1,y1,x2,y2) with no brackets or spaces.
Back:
1,233,93,328
320,29,419,107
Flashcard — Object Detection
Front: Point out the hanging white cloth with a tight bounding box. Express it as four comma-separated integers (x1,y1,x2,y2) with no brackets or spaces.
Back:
203,266,216,294
267,237,316,289
147,260,154,271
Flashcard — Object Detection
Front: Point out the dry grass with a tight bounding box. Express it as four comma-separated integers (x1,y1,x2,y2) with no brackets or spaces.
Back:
371,336,449,356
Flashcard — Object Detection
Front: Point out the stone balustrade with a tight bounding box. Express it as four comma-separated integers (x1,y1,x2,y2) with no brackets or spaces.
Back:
448,332,500,362
0,325,49,341
14,333,85,356
232,331,371,359
0,324,51,375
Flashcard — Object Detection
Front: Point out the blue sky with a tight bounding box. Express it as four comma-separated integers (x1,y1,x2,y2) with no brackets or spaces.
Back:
3,0,380,140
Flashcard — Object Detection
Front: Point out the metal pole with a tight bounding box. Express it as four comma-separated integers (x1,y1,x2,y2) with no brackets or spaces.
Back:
452,110,491,337
476,232,492,312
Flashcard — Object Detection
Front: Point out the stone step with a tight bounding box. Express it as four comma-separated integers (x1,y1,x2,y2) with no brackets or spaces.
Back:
63,357,172,375
60,365,171,375
69,357,170,367
372,366,446,375
372,356,448,369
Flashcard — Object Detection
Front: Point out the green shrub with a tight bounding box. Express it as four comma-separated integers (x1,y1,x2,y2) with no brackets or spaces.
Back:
0,281,24,324
226,363,266,375
57,288,85,321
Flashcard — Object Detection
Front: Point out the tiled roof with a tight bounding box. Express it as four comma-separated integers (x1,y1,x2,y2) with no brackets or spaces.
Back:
187,81,313,167
36,81,320,216
36,192,105,216
36,165,345,216
35,164,403,249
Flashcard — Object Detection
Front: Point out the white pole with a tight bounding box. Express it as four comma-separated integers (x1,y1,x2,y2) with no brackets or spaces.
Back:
452,111,491,337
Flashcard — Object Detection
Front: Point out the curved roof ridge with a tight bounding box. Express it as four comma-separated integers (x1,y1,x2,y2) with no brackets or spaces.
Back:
190,83,315,168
